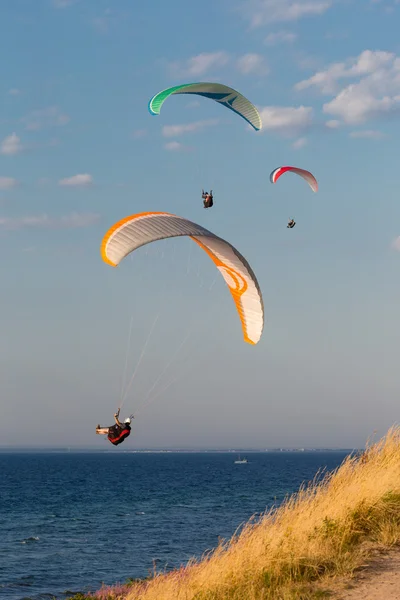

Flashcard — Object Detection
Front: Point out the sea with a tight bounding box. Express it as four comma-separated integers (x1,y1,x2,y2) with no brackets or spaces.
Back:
0,450,352,600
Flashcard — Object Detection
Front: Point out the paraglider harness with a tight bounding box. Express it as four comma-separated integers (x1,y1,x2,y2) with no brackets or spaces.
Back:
107,423,131,446
107,410,133,446
287,219,296,229
202,189,213,209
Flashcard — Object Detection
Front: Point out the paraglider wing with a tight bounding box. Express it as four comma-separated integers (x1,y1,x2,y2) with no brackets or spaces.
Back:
270,166,318,193
148,83,262,131
101,212,264,345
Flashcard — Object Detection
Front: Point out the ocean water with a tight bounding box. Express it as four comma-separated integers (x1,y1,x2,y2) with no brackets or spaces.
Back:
0,451,350,600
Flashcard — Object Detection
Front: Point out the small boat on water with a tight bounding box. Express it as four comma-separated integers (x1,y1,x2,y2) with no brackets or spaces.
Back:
234,455,248,464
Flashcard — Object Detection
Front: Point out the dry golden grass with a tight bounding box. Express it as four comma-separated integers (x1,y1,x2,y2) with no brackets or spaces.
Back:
114,426,400,600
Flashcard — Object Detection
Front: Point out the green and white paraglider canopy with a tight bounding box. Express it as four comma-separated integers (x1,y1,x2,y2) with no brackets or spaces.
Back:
148,82,262,132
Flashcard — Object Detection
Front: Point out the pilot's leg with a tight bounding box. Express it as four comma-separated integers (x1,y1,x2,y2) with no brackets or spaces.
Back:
96,426,109,435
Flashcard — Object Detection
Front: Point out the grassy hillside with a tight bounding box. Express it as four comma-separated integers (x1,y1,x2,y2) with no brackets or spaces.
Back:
74,426,400,600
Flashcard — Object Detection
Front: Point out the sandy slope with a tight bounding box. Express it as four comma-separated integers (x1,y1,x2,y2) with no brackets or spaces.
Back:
331,547,400,600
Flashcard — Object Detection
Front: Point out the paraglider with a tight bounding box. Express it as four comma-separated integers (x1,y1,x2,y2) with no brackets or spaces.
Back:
202,189,213,208
96,408,133,446
270,166,318,229
269,166,318,193
148,82,262,131
101,211,264,345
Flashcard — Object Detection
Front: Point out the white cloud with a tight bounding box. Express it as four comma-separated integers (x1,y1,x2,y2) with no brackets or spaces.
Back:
165,141,184,151
22,106,70,131
323,87,400,125
391,236,400,251
292,137,308,149
295,50,394,94
162,119,219,138
294,50,400,125
264,30,297,45
169,51,270,78
8,88,20,96
236,53,269,75
325,119,340,128
169,52,230,77
258,105,314,135
0,177,18,189
349,129,385,139
0,212,99,230
58,174,93,187
239,0,332,27
1,133,23,155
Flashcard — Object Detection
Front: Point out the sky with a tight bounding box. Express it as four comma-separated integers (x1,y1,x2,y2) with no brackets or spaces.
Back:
0,0,399,449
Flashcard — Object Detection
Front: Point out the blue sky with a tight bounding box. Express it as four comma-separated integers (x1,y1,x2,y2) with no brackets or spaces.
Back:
1,0,399,449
